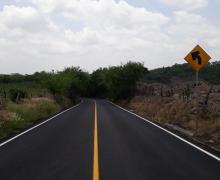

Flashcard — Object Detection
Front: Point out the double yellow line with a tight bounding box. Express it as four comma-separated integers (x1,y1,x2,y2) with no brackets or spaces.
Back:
93,101,99,180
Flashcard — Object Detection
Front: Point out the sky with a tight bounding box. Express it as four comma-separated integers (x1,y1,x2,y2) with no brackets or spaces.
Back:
0,0,220,74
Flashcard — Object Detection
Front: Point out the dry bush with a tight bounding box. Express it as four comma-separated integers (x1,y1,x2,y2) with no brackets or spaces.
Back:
0,97,61,138
0,110,11,121
128,82,220,149
0,96,6,110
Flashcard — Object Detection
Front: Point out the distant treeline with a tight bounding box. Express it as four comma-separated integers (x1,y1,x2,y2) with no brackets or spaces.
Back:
1,61,219,103
0,62,147,102
143,61,220,85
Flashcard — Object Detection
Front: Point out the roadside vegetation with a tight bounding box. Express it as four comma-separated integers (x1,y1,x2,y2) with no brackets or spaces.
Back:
143,61,220,85
1,60,220,151
0,62,146,139
0,67,88,138
0,98,60,138
120,61,220,151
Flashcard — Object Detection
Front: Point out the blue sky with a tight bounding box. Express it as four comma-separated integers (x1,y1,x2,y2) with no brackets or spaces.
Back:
0,0,219,74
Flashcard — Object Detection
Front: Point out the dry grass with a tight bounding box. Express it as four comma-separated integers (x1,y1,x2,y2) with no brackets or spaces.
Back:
0,110,11,121
7,97,61,122
0,97,61,138
127,83,220,150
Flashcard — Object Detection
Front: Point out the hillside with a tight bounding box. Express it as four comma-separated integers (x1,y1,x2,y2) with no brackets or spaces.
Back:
143,61,220,85
122,62,220,152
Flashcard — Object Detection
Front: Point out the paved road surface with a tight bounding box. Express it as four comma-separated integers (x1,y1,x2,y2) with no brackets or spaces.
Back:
0,99,219,180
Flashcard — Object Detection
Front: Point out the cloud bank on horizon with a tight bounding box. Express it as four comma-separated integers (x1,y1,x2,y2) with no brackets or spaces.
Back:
0,0,219,74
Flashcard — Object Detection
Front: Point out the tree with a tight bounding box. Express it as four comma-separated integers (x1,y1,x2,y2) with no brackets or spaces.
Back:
89,62,148,100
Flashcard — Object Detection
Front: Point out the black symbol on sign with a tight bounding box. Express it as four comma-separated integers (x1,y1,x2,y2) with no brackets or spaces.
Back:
191,51,202,65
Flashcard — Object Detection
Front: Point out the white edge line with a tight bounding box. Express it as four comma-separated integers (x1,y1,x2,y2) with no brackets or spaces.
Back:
108,100,220,162
0,100,83,148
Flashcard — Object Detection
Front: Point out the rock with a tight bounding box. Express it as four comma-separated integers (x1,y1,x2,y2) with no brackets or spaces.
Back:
165,123,194,136
208,139,215,144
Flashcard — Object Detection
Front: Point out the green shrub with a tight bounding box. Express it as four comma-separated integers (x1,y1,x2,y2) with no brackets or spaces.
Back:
0,112,26,138
7,99,60,123
0,97,6,110
9,89,27,102
54,94,72,108
0,99,61,139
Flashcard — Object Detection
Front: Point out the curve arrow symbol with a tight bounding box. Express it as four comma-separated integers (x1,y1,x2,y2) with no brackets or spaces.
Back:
191,51,202,65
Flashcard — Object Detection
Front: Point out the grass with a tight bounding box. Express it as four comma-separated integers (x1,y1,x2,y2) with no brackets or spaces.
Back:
0,98,61,139
0,82,51,100
127,95,220,150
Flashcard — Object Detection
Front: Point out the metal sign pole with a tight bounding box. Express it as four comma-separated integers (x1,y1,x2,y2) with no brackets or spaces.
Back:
196,70,199,86
184,45,211,135
195,70,199,134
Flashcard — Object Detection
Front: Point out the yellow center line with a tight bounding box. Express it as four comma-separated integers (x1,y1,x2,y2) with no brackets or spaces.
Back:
93,101,99,180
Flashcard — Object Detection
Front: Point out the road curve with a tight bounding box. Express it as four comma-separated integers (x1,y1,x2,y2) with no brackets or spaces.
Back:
0,99,219,180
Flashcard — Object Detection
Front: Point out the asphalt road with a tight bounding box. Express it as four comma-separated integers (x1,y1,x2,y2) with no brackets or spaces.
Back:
0,99,220,180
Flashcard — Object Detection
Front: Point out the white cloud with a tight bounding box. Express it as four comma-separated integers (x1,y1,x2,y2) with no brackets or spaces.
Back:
168,11,218,39
0,0,219,74
161,0,208,11
168,11,220,47
0,5,57,33
165,10,220,65
0,0,171,73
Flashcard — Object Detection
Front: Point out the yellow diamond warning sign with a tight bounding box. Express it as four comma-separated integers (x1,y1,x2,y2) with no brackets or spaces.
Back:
184,45,211,71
